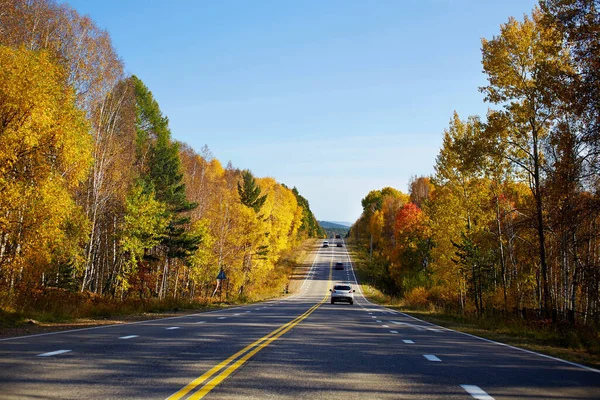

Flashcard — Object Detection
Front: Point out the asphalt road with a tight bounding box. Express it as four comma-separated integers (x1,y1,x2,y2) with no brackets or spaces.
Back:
1,240,599,399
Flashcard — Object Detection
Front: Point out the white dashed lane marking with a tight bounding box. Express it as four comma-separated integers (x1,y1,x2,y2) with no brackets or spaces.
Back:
38,350,71,357
166,327,180,330
390,320,444,332
461,385,495,399
390,330,398,334
403,339,414,344
218,317,227,320
119,335,138,339
424,354,441,362
382,325,389,328
195,321,206,324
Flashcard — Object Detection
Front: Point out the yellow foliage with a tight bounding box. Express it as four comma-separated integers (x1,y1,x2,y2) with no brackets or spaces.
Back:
0,46,92,282
404,287,430,309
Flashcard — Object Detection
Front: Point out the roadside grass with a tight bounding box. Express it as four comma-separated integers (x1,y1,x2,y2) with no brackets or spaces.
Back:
281,238,317,294
395,309,600,370
0,239,316,334
241,238,316,301
347,242,600,370
0,294,224,328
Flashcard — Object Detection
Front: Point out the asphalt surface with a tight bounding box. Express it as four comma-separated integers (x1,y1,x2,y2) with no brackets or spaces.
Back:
1,240,599,399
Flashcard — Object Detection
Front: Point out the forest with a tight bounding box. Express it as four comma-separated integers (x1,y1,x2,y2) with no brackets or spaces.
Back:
350,0,600,328
0,0,324,319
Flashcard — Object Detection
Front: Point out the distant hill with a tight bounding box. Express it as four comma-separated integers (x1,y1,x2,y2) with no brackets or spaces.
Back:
329,221,352,227
319,221,351,230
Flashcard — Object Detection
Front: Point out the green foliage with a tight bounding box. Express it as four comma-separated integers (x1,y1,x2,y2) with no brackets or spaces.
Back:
452,232,493,313
361,187,403,214
132,76,199,263
238,170,267,213
292,187,324,238
119,181,168,290
132,75,170,160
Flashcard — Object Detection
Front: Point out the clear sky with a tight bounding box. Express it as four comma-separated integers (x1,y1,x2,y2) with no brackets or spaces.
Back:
66,0,537,224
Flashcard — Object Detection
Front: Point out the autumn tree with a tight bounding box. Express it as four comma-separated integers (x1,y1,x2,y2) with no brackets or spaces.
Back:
541,0,600,155
390,203,432,294
409,176,433,208
236,170,268,296
480,8,573,316
0,46,92,291
80,78,136,293
0,0,128,296
430,113,492,311
0,0,123,110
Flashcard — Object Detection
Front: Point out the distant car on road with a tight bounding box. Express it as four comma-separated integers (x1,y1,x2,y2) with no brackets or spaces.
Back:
335,234,341,239
330,283,355,304
322,241,329,248
335,262,344,270
337,242,343,247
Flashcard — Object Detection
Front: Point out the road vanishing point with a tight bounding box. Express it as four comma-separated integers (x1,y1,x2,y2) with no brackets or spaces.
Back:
1,240,599,399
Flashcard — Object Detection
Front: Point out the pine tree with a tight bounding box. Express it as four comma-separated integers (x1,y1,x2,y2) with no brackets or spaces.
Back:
131,76,200,297
237,170,267,213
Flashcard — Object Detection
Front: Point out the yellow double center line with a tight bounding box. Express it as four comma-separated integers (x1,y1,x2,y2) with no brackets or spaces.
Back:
167,253,333,400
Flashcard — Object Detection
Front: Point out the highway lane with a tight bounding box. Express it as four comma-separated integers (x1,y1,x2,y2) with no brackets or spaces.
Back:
0,239,599,399
196,241,600,400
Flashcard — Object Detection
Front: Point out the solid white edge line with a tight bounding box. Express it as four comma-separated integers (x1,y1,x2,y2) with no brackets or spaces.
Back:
37,349,71,357
342,244,600,374
460,384,495,400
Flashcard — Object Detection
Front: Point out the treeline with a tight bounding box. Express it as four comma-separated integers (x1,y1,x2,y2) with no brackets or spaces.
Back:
351,1,600,325
0,0,323,313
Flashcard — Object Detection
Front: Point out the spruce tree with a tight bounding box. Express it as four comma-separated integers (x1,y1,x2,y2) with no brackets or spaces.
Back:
237,170,267,213
132,76,200,261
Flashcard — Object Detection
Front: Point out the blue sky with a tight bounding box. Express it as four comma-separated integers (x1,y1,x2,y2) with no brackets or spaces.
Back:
66,0,537,223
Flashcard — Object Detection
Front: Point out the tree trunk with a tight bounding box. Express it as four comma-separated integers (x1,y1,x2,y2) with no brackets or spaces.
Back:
495,194,508,310
532,128,552,319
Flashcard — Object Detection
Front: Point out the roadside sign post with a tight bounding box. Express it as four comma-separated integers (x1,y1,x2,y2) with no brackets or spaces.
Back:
214,269,227,301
